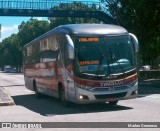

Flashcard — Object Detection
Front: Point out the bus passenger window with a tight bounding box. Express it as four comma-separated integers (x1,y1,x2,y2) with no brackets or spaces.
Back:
40,50,58,62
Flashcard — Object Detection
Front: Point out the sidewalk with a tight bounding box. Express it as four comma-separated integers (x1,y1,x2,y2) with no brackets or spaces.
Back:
0,87,15,106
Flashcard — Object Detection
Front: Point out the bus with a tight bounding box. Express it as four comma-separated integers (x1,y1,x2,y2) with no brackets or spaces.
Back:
23,24,139,106
4,65,11,73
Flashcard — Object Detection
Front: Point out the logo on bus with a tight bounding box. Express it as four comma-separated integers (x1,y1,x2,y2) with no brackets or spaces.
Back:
100,81,124,87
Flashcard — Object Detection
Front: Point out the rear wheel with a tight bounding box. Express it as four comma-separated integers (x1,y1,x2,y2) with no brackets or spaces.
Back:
33,81,43,98
59,85,69,107
108,100,118,106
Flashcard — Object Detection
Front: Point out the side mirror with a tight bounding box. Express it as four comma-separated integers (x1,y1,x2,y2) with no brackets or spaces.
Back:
66,34,74,59
129,33,139,53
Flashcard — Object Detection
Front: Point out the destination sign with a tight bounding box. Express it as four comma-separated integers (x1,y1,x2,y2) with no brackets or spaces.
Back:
79,38,99,42
79,61,99,65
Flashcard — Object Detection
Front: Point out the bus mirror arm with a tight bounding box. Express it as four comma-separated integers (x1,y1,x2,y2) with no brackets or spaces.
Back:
66,35,74,59
129,33,139,53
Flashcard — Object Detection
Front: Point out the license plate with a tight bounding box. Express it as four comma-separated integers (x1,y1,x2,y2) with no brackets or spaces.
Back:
107,98,117,102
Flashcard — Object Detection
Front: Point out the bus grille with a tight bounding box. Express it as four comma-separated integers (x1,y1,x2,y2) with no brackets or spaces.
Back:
92,88,110,92
94,92,127,99
114,86,128,91
91,86,128,92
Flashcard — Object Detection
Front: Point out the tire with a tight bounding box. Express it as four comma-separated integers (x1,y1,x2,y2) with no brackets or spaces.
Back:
59,85,69,107
33,81,43,98
108,100,118,106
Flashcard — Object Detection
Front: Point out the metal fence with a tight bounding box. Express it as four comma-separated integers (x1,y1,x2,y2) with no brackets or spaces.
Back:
0,0,110,15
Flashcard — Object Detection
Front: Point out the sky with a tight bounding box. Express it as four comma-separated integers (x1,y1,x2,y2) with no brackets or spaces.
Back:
0,0,100,42
0,17,48,42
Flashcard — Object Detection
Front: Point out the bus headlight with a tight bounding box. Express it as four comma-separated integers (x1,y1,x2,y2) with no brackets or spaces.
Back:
79,95,89,100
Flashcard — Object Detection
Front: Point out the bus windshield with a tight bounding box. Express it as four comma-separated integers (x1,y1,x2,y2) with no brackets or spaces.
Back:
74,35,135,77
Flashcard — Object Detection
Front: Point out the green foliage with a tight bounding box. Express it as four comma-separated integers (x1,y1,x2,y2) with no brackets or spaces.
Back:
102,0,160,66
49,2,101,29
18,18,50,47
0,35,18,68
0,19,50,70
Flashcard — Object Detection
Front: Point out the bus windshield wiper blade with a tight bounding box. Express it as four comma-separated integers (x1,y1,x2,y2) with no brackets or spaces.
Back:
96,50,103,77
96,47,110,77
82,73,105,76
109,47,125,75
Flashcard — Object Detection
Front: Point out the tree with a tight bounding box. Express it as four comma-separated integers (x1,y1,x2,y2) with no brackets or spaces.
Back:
18,19,50,47
49,2,101,29
0,19,50,71
101,0,160,66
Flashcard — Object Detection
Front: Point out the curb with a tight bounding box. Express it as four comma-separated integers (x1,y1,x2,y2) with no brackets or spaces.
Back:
0,87,15,106
0,101,15,106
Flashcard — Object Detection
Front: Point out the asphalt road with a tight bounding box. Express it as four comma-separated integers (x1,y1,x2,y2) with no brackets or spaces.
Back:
0,72,160,130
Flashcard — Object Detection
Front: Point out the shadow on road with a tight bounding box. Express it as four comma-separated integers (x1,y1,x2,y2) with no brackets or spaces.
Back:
12,94,133,116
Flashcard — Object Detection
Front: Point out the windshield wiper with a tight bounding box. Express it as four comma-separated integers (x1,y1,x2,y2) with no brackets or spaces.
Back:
82,73,105,76
109,47,125,76
96,47,110,77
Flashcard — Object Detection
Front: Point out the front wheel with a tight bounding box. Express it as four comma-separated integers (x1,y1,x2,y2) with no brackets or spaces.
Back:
59,86,69,107
108,100,118,106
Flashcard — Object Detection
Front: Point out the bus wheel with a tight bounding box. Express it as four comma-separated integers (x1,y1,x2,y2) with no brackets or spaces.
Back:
33,81,42,98
59,86,69,107
108,100,118,106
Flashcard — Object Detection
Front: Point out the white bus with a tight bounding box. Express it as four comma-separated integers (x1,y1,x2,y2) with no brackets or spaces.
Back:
23,24,139,106
4,65,11,73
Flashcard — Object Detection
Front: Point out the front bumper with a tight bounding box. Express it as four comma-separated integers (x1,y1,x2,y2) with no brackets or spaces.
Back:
75,83,138,104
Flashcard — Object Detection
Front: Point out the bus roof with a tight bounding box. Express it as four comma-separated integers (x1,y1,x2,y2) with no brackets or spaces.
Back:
57,24,128,35
25,24,128,47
